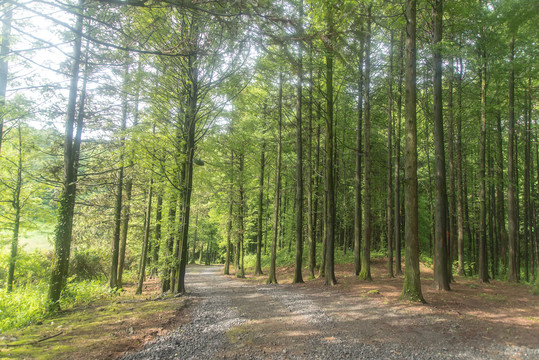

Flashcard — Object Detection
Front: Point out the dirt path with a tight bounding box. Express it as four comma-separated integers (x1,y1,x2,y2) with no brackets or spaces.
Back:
121,265,538,360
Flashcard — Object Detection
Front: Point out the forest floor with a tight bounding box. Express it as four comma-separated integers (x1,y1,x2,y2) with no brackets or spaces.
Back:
2,260,538,359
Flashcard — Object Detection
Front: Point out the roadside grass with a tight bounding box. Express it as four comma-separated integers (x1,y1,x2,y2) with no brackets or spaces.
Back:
0,279,189,360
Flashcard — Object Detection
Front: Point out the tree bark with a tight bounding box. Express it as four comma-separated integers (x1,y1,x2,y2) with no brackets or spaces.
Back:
507,34,518,283
432,0,450,290
456,55,466,276
401,0,425,303
293,0,305,284
386,30,394,278
359,5,372,282
255,143,265,275
324,5,337,286
7,124,22,292
478,42,489,283
48,1,84,310
136,178,153,295
395,31,404,276
110,62,129,289
151,193,162,277
267,73,283,285
354,26,364,277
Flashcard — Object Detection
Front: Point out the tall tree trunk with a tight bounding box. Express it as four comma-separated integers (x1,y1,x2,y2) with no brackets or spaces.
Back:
307,41,316,279
190,211,198,264
324,5,337,286
359,5,372,282
401,0,424,303
478,43,489,283
152,193,162,277
496,113,507,276
447,56,457,281
293,0,305,284
432,0,450,291
267,73,283,285
110,62,129,289
255,143,265,275
395,31,404,276
354,30,364,276
507,34,518,283
136,178,153,295
48,1,84,310
524,84,531,282
237,152,246,278
118,60,141,288
161,189,177,292
7,124,22,292
0,1,12,154
386,30,394,278
456,55,466,276
224,150,234,275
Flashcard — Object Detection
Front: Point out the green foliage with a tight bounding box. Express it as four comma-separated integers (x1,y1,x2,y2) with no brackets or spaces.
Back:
0,249,50,288
69,248,108,280
0,277,109,332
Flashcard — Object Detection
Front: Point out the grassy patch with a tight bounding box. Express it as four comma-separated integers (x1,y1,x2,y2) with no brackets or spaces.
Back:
0,292,188,360
479,292,507,302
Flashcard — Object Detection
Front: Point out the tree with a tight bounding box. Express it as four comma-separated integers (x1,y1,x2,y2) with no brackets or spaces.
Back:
267,73,283,285
359,4,372,282
401,0,424,303
432,0,450,290
48,0,85,310
293,0,305,285
324,1,337,286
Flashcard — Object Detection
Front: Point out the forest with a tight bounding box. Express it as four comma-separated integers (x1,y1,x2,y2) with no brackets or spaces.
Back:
0,0,538,351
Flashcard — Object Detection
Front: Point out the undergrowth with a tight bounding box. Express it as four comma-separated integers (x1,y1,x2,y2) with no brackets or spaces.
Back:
0,278,110,332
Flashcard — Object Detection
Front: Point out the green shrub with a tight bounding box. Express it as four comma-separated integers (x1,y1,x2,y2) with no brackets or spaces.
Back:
69,248,108,280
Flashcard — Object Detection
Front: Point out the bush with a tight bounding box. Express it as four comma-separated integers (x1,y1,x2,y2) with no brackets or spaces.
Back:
69,248,108,280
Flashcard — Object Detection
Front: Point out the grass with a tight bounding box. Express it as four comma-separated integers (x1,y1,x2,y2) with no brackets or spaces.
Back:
0,279,110,332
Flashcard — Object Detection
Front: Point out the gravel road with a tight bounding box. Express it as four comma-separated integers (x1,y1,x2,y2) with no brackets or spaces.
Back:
121,266,539,360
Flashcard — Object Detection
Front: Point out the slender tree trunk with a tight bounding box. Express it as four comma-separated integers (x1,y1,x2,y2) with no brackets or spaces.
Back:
151,193,162,277
401,0,425,303
479,43,489,283
354,31,364,276
118,60,141,288
136,178,153,295
293,0,305,284
507,35,518,283
224,182,233,274
324,6,337,286
359,5,372,282
386,30,394,278
7,125,22,292
456,55,466,276
110,62,129,289
224,150,234,275
524,85,531,282
447,56,457,281
307,41,316,279
395,31,404,276
161,189,177,292
237,152,246,278
255,143,265,275
432,0,450,290
190,211,198,264
267,73,283,284
496,112,507,276
48,1,84,310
